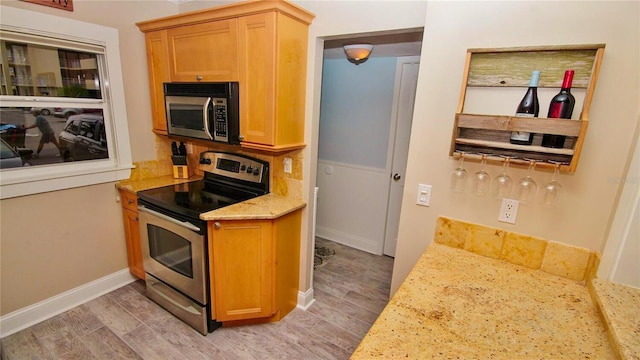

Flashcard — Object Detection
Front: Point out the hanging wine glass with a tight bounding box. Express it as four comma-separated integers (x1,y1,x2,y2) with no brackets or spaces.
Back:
491,155,514,199
516,159,538,204
450,152,468,192
541,161,563,207
472,153,491,197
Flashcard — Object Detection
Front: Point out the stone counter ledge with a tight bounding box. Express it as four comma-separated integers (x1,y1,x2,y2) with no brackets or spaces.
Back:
350,242,616,359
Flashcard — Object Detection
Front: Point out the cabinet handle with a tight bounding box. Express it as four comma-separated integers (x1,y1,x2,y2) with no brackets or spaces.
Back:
127,199,135,205
238,134,245,141
214,222,221,229
196,75,203,81
135,216,139,221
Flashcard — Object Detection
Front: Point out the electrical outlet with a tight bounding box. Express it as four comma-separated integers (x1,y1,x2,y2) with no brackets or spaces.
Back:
498,198,519,224
416,184,432,206
284,157,292,174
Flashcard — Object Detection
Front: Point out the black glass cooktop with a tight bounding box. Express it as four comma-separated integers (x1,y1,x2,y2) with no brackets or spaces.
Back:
137,180,257,220
137,151,270,221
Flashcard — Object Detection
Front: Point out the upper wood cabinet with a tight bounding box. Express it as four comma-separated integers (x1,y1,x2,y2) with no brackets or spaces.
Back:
167,20,239,82
237,12,309,151
144,30,171,134
136,0,315,152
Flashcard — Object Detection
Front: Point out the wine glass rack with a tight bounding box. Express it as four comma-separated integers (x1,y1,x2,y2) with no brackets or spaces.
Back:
450,44,605,172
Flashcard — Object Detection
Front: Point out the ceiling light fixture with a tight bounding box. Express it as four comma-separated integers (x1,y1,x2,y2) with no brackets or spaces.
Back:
343,44,373,65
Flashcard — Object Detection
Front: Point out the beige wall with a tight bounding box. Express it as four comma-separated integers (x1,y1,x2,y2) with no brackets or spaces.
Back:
0,184,125,314
392,1,640,293
0,0,177,315
1,0,637,318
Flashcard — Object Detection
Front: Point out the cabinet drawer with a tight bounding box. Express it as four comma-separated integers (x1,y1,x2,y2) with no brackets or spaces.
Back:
120,190,138,212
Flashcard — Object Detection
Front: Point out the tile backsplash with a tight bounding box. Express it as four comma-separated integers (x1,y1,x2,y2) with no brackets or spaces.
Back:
434,216,600,282
128,159,173,181
148,136,304,198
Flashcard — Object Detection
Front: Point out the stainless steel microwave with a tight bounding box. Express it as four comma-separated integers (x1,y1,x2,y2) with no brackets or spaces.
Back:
164,82,240,144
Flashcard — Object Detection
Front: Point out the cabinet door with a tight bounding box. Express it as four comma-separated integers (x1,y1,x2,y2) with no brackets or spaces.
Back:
167,20,238,82
237,13,276,146
145,30,171,134
238,13,308,151
210,220,274,322
122,207,145,279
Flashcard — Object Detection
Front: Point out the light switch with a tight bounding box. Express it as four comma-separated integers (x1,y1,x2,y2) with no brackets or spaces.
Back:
416,184,432,206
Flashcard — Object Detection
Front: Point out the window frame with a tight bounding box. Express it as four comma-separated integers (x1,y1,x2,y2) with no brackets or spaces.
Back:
0,6,133,199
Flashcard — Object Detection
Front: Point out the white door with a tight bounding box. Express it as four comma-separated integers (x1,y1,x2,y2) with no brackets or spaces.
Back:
383,56,420,257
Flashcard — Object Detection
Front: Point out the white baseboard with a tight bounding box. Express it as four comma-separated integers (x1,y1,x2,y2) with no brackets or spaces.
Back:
0,269,136,338
296,287,315,310
316,226,382,255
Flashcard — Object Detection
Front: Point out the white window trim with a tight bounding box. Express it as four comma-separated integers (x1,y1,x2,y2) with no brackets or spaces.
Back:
0,6,133,199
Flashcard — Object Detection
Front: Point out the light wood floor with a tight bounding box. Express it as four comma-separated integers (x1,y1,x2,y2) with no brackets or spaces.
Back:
1,238,394,360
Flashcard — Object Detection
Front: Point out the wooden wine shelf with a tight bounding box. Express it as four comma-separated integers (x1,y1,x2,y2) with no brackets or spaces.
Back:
455,139,575,156
451,152,572,172
450,44,605,173
456,113,583,136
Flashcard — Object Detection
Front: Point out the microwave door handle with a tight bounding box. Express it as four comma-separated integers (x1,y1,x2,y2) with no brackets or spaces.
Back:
202,97,213,140
138,205,201,232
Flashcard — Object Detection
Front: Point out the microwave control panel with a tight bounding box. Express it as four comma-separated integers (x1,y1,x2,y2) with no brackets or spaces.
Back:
212,98,228,142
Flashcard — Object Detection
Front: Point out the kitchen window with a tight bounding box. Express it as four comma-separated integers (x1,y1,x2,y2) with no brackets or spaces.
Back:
0,6,132,199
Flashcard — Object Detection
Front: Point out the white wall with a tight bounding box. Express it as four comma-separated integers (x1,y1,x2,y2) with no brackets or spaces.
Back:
318,58,396,169
315,57,397,254
392,0,640,293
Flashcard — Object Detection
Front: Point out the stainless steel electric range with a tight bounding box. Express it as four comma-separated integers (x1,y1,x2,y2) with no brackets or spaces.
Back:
136,151,269,334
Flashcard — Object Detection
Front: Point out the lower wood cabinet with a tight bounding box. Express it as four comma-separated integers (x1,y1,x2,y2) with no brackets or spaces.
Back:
119,190,145,279
209,209,301,323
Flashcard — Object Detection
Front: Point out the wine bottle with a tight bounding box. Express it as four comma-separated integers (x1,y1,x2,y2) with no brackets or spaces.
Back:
510,70,540,145
541,70,575,148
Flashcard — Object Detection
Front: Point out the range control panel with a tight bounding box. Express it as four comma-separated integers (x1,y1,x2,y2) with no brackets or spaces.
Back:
198,151,268,184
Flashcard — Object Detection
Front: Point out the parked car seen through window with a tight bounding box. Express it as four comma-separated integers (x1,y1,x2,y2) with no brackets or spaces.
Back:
0,107,107,167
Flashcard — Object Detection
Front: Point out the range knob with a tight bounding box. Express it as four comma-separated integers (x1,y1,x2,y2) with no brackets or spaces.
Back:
252,169,260,176
199,157,212,165
240,165,246,171
246,166,253,174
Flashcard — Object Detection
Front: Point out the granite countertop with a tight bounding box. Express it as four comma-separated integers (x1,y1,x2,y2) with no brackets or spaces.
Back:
350,242,617,359
117,175,201,193
590,278,640,360
116,175,306,221
199,193,306,221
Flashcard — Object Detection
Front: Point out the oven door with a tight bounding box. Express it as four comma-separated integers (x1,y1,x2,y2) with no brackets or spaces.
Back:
138,205,207,305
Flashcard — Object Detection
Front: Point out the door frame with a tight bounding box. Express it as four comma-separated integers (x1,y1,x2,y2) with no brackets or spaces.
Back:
598,126,640,286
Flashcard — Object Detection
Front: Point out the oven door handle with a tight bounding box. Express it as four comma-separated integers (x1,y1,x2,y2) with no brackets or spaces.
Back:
138,205,201,232
202,97,213,140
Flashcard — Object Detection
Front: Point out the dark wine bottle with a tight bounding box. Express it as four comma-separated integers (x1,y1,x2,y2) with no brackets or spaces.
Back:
510,70,540,145
541,70,575,148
